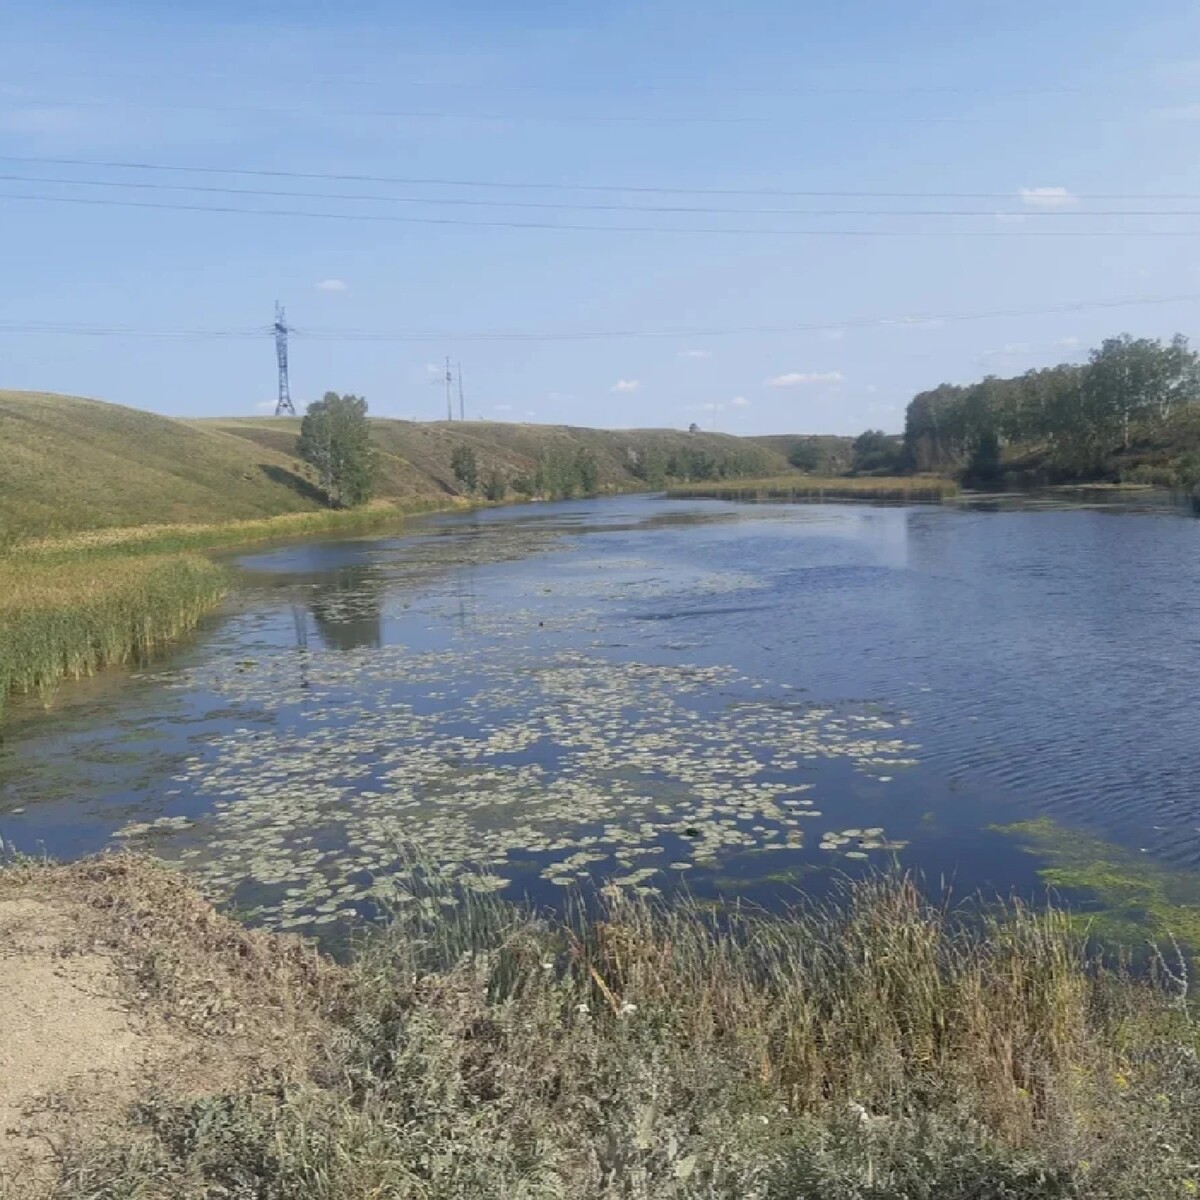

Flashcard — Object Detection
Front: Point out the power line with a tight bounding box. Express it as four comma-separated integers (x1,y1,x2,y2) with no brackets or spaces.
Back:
2,66,1112,98
1,292,1196,344
7,191,1200,237
3,154,1197,203
0,95,1138,127
6,172,1200,218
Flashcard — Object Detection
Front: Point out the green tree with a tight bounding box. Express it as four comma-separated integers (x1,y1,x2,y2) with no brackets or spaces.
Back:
483,469,508,502
574,447,600,494
297,392,377,508
788,440,822,472
851,430,907,475
450,444,479,492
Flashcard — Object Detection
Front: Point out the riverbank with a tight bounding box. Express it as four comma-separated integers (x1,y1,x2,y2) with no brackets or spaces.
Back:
1,854,1196,1199
668,475,960,504
0,501,461,720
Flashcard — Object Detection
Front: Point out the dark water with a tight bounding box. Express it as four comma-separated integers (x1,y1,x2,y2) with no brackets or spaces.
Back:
2,495,1199,929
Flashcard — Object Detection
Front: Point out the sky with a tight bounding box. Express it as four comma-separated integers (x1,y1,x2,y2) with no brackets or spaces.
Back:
3,1,1200,435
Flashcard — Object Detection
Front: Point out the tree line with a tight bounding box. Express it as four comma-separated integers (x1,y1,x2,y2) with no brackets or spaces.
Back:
900,333,1200,486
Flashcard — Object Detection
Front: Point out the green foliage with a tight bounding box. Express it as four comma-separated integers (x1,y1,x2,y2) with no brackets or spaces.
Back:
298,393,378,508
851,430,908,475
574,447,600,494
482,468,508,503
787,440,823,472
1176,452,1200,493
450,443,480,492
904,334,1200,483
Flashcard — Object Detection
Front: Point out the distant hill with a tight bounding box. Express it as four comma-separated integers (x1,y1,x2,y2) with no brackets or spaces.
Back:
0,391,791,539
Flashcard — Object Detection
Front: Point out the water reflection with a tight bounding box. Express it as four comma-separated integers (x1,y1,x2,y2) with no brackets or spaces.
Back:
309,565,385,652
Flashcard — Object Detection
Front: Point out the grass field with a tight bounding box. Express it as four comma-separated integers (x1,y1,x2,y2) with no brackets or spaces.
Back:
6,856,1198,1199
669,475,961,503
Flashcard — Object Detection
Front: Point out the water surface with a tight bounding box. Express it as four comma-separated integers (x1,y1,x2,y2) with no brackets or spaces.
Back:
3,495,1198,929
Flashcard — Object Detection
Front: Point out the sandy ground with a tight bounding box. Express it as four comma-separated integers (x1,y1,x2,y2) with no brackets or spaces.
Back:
0,857,333,1198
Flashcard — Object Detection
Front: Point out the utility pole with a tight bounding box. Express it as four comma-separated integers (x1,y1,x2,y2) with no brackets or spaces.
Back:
274,302,296,416
457,361,465,421
445,356,454,421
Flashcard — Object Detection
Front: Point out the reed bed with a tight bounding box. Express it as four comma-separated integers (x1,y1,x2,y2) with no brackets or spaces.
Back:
0,552,229,717
669,475,960,504
49,866,1200,1200
14,498,460,562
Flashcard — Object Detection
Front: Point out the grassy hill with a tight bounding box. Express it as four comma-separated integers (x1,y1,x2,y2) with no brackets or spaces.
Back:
0,391,789,541
0,392,320,541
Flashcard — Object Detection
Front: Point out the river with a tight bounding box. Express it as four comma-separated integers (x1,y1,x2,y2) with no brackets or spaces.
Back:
2,494,1199,931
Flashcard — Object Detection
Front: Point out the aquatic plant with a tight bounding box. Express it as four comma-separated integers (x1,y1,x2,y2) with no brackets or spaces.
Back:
0,553,230,718
998,816,1200,955
668,475,960,504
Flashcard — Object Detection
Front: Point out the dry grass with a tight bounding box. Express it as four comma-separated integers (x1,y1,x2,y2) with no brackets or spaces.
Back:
669,476,960,503
17,860,1197,1200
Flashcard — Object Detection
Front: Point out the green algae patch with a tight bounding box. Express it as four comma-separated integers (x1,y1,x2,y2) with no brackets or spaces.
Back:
997,817,1200,951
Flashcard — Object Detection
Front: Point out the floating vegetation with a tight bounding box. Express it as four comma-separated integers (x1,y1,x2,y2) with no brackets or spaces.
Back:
817,826,908,858
111,634,920,928
997,817,1200,953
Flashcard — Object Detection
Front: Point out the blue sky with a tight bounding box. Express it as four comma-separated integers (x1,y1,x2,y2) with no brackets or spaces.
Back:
3,0,1200,434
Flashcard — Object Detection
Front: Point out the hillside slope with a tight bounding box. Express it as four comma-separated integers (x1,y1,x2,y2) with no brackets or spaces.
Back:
0,392,319,540
0,392,790,539
205,416,787,501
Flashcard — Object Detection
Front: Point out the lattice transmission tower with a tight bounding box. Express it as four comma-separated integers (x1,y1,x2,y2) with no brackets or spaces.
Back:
274,302,296,416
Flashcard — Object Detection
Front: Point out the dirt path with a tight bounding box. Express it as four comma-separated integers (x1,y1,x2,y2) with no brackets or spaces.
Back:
0,857,333,1198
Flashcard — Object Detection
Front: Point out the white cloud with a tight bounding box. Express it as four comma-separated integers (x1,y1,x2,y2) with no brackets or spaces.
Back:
611,379,641,392
764,371,844,387
1019,186,1078,209
494,404,513,412
677,348,712,359
254,400,278,414
425,363,443,376
730,396,750,407
818,328,846,342
1057,336,1080,347
316,278,348,292
865,384,879,395
525,410,537,417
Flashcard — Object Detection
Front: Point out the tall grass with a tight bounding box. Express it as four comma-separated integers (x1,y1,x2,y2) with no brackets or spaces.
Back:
0,553,229,718
0,502,465,721
669,475,960,504
15,498,461,562
54,869,1200,1199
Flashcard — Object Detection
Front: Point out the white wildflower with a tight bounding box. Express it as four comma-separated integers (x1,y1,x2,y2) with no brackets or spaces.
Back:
618,1001,638,1018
